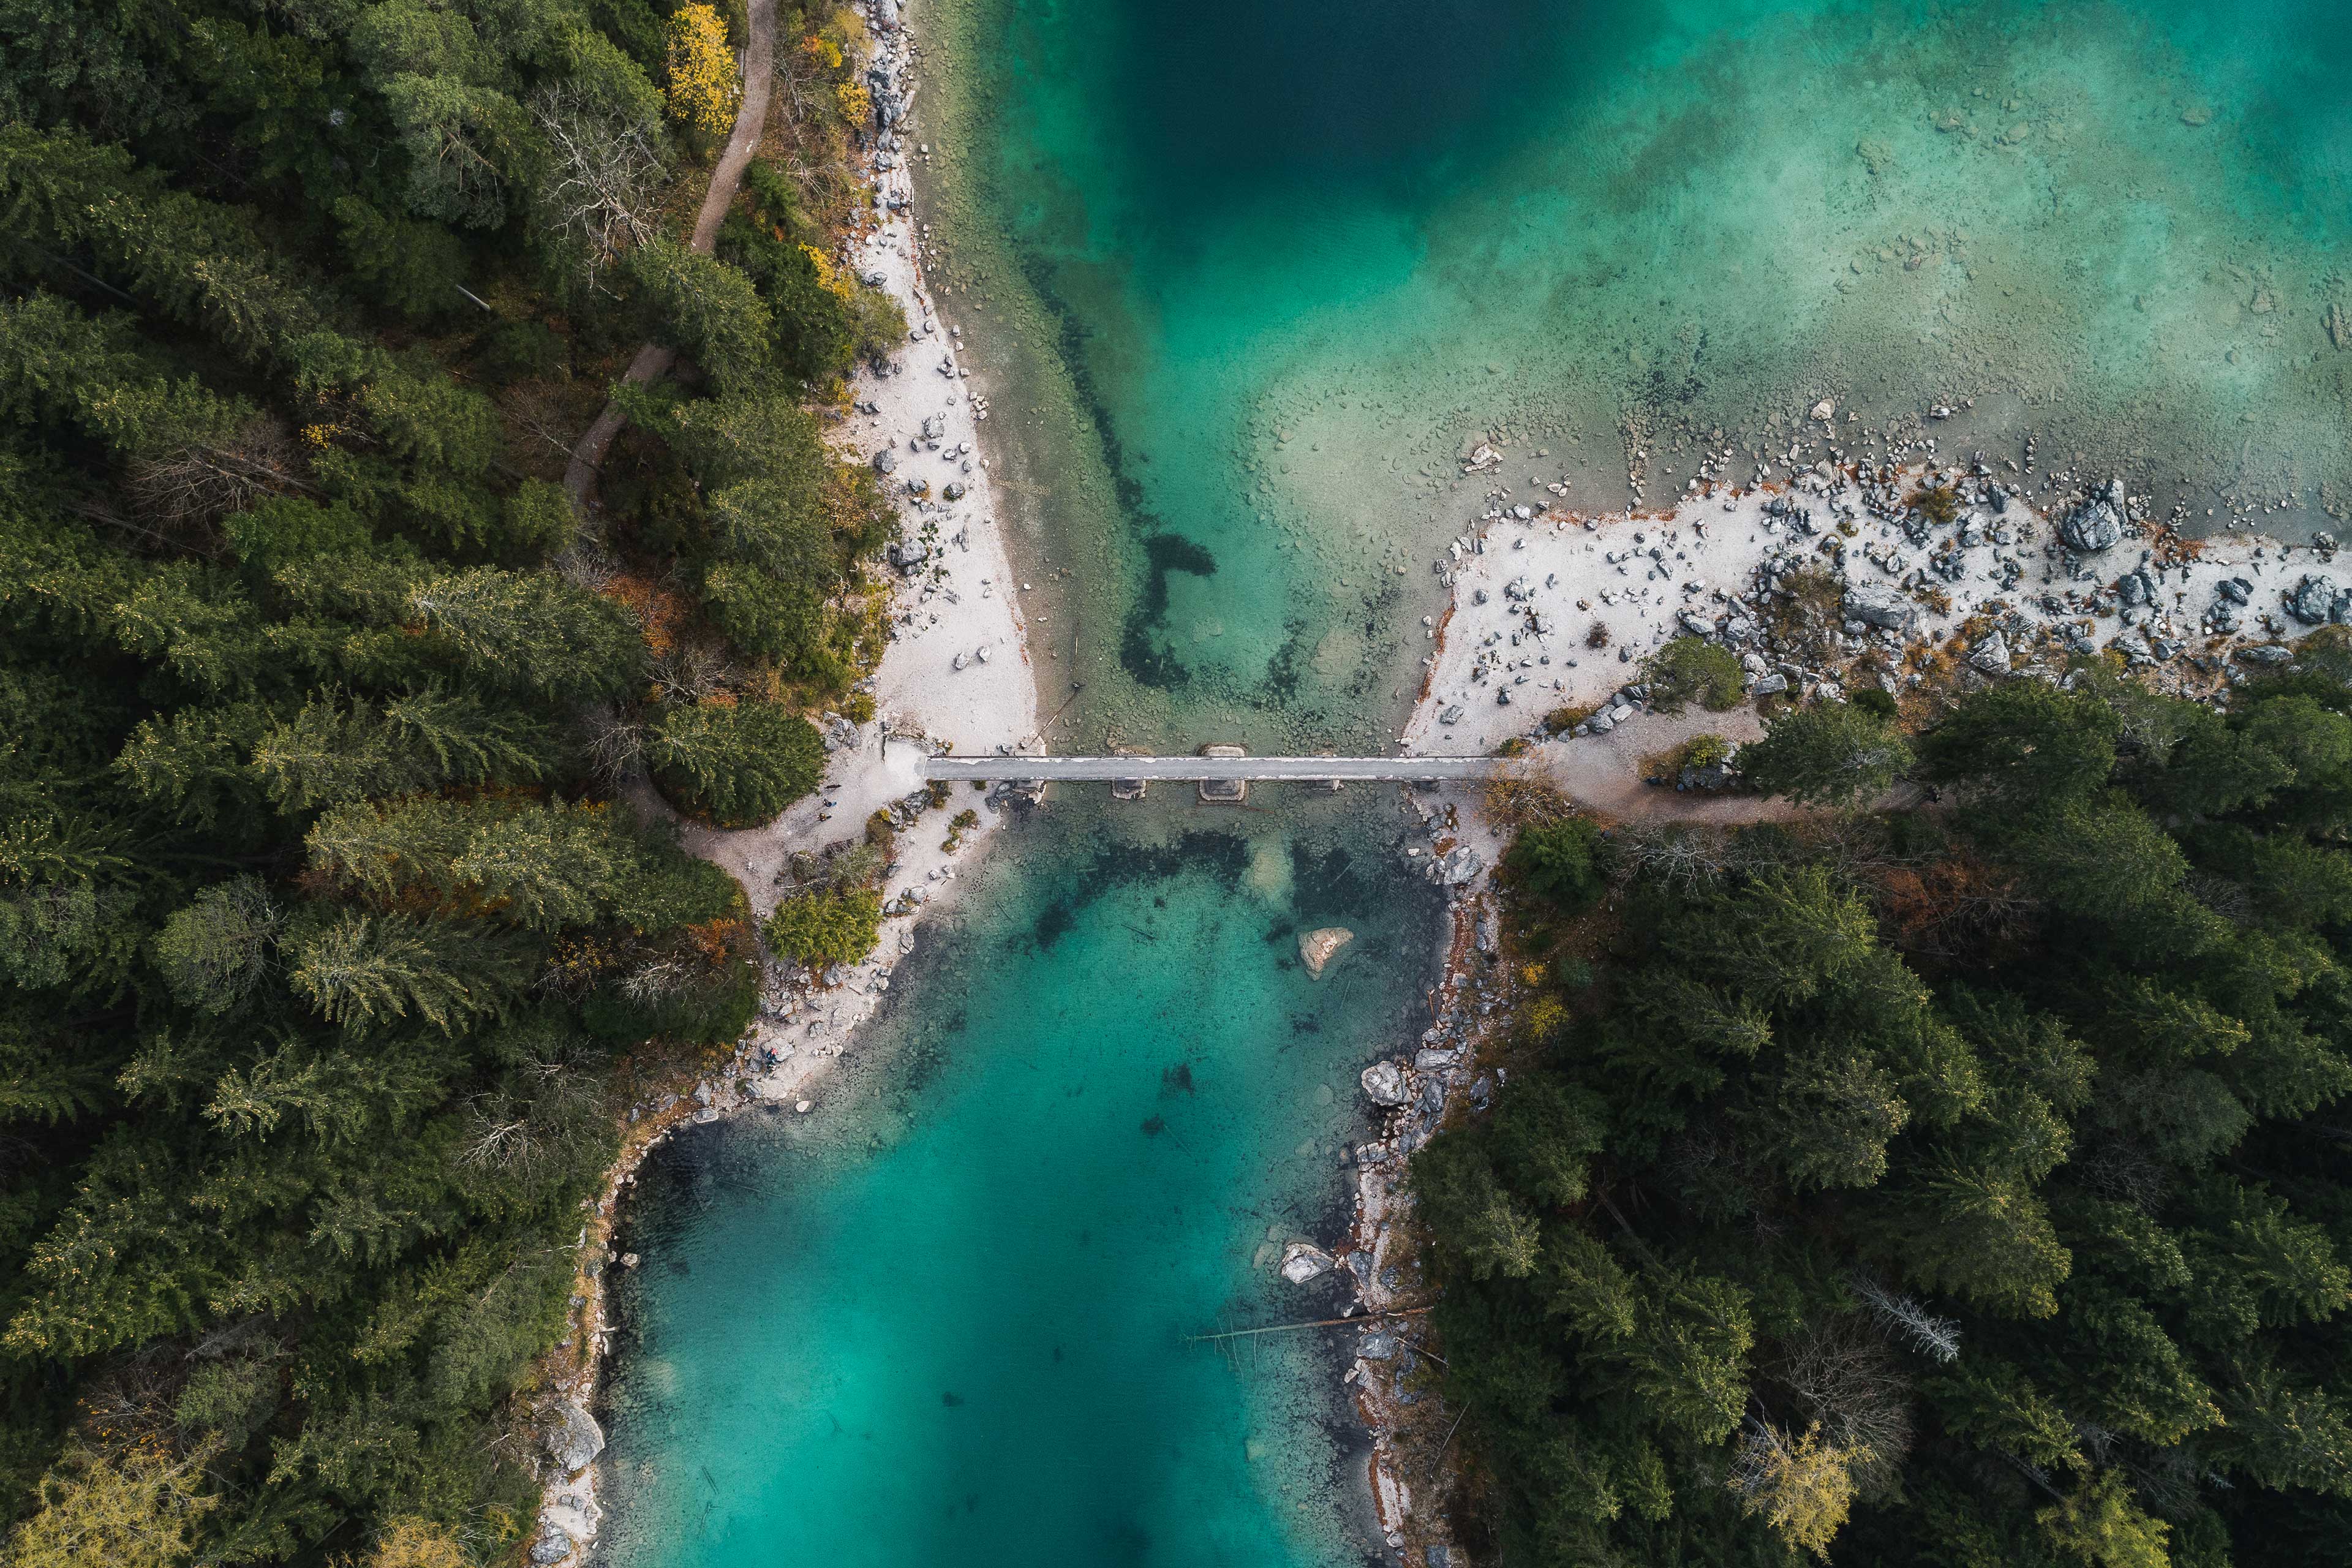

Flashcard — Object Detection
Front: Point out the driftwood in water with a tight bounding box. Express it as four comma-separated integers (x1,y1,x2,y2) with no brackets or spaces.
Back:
1183,1305,1432,1343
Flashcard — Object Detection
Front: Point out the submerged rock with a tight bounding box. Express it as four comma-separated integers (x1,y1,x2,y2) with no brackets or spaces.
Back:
1297,926,1355,979
1278,1242,1335,1284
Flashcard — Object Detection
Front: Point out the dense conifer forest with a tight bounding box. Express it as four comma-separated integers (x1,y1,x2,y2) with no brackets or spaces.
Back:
1417,662,2352,1566
0,2,897,1559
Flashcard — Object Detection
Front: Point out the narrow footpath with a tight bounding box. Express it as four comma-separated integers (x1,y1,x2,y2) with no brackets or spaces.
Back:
562,0,777,511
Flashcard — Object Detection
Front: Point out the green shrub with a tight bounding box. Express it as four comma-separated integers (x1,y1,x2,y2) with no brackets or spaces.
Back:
1683,733,1732,769
1914,483,1961,524
764,886,882,968
1643,636,1744,714
646,699,824,827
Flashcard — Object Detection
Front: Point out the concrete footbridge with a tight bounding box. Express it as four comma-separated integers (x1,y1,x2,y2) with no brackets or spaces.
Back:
919,748,1496,801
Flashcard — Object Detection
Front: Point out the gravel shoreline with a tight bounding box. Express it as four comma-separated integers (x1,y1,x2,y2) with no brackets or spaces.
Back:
528,7,1039,1559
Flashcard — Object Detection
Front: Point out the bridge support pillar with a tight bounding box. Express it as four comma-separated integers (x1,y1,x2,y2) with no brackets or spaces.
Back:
1197,744,1247,805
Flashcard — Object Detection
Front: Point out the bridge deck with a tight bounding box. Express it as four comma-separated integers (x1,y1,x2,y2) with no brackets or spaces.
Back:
919,755,1494,783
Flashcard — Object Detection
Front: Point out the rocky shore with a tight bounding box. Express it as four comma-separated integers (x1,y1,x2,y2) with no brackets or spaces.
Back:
1323,420,2349,1567
1410,453,2344,765
528,6,1038,1561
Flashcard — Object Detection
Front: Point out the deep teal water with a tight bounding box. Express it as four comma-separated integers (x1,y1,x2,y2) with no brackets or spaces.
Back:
597,807,1442,1567
600,3,2352,1564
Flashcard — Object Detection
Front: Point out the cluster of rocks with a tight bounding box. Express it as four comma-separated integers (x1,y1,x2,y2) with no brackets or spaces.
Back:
1566,682,1652,737
530,1403,605,1564
862,15,908,130
1684,464,2315,687
1430,440,2352,790
814,709,864,753
1349,809,1529,1568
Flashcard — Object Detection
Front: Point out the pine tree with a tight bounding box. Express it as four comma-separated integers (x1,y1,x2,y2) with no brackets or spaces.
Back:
405,567,643,699
623,236,774,394
706,475,837,578
1916,682,2121,808
644,699,824,828
153,878,281,1015
1621,1267,1753,1445
286,911,525,1036
1739,699,1912,805
1890,1155,2070,1317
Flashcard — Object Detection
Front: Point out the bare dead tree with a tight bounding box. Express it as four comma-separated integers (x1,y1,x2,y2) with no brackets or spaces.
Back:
620,954,695,1003
580,705,647,787
499,383,587,459
648,641,739,706
1848,1274,1962,1365
552,534,622,593
459,1045,598,1180
529,83,669,290
1616,823,1733,892
1779,1315,1915,1492
2073,1134,2169,1213
121,417,312,543
1482,763,1573,831
773,41,817,120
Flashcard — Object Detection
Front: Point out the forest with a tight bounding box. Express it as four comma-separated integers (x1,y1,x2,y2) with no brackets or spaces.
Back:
0,1,897,1561
1416,656,2352,1566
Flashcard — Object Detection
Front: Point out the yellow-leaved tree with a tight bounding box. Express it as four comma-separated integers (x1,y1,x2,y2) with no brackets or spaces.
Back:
666,4,741,135
357,1517,471,1568
1727,1421,1864,1559
3,1439,218,1568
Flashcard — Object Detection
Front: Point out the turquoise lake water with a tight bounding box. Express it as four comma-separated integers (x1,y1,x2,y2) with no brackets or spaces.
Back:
598,2,2352,1564
928,0,2352,742
598,807,1442,1567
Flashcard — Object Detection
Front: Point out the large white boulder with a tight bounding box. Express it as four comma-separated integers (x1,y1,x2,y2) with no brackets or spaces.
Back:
544,1401,604,1476
1842,584,1918,634
1360,1061,1408,1106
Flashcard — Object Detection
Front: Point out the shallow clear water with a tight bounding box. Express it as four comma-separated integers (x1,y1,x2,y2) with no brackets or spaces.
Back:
927,0,2352,741
597,804,1442,1567
601,3,2352,1564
